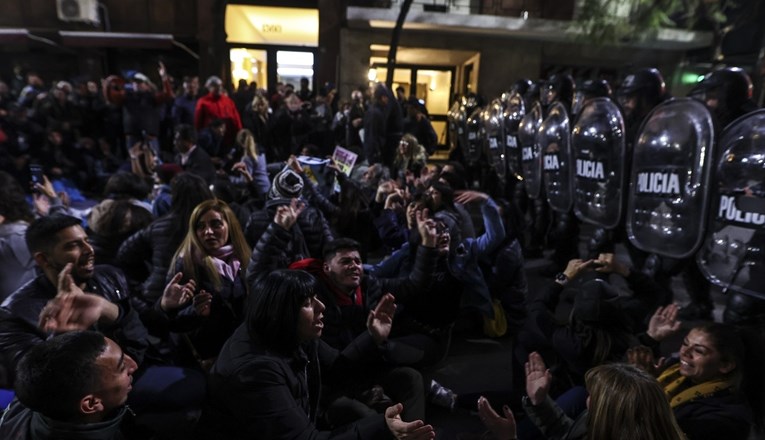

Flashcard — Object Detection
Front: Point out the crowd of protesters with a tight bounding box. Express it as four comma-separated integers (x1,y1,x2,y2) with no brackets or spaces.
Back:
0,63,762,440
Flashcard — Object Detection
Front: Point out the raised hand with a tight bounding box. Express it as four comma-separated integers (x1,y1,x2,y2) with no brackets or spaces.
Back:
384,190,405,211
287,155,304,173
561,258,595,281
454,190,488,205
274,198,305,230
194,290,213,317
593,253,630,277
646,304,682,341
525,352,552,406
367,293,396,345
160,272,196,312
384,403,435,440
415,209,437,248
231,162,253,182
477,396,516,440
626,345,665,377
38,263,112,333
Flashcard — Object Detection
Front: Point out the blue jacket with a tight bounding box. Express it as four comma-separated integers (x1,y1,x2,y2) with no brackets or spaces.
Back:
367,197,505,316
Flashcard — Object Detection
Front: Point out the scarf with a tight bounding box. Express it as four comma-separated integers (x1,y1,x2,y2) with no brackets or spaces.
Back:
196,245,240,282
657,363,735,408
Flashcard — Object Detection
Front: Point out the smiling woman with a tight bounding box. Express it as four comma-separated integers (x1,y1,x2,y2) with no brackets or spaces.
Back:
656,323,765,440
161,199,251,369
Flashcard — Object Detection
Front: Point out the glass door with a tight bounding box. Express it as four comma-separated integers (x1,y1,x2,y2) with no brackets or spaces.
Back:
230,48,268,91
276,50,314,92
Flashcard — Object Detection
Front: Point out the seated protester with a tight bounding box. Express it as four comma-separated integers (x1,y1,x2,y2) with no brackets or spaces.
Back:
86,172,153,266
357,162,391,202
294,157,380,260
368,191,504,366
197,118,226,165
392,134,427,183
476,352,686,440
173,124,216,185
150,163,183,218
228,128,270,201
249,200,438,351
0,214,147,380
0,214,206,427
199,270,435,440
427,180,475,239
248,203,439,423
629,322,765,440
516,254,671,389
116,173,214,326
479,198,529,338
0,332,140,439
159,199,249,370
243,168,332,262
0,172,37,303
373,189,430,253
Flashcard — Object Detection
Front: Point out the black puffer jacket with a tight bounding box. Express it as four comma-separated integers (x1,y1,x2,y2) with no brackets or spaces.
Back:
159,259,248,363
199,325,390,440
0,267,148,382
117,214,186,312
244,199,333,266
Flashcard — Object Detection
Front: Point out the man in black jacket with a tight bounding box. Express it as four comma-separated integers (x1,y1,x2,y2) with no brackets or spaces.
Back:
173,124,216,185
0,214,206,432
0,331,139,440
0,214,148,379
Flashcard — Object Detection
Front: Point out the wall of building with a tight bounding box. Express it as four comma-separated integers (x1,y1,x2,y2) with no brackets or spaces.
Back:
339,26,688,103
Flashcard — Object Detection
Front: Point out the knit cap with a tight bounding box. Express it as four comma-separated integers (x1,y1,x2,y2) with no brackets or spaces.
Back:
269,169,304,200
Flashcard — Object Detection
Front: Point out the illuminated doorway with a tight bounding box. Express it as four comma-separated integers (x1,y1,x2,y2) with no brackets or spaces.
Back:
230,48,267,90
372,64,455,149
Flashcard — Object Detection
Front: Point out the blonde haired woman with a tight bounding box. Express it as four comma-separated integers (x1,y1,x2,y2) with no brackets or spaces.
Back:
161,199,251,369
230,128,270,199
478,353,686,440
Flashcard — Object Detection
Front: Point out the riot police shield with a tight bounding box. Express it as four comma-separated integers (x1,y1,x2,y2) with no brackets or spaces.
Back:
502,91,525,179
572,98,626,229
626,98,715,259
482,98,506,184
465,107,484,166
697,110,765,300
540,102,573,213
518,102,544,198
447,99,462,153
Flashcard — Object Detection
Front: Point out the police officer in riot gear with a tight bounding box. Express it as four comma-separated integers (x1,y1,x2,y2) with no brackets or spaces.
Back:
540,74,579,272
690,67,759,130
589,69,673,289
572,79,613,121
540,74,575,113
692,68,762,324
618,68,669,150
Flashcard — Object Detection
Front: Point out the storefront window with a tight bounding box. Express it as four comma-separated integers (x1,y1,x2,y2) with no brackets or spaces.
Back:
276,51,314,88
230,48,268,90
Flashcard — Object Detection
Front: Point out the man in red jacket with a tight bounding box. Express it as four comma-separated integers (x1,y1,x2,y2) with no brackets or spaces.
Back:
194,76,242,147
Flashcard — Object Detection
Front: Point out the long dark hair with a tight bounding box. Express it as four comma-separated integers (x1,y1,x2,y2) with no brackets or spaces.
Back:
246,270,317,355
168,173,214,249
694,323,765,434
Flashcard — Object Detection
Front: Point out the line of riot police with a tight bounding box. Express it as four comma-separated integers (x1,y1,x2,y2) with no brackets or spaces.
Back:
446,66,764,325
